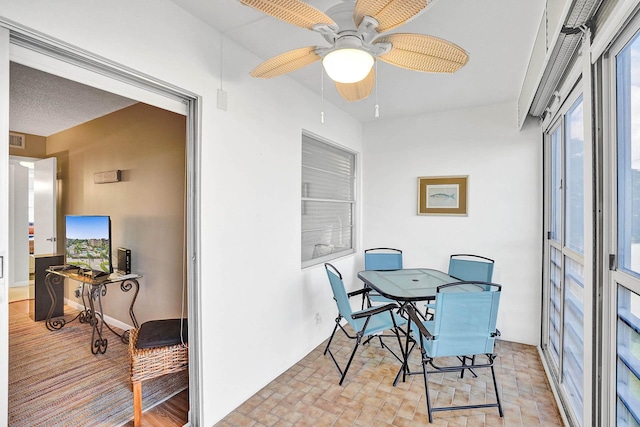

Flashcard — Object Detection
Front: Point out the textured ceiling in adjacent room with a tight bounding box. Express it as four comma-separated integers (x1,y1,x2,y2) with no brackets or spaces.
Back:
9,62,137,137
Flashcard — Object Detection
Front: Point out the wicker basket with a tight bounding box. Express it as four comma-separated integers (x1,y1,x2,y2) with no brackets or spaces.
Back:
129,327,188,426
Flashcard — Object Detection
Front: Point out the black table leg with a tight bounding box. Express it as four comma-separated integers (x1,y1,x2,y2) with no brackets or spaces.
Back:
45,272,84,331
88,284,108,354
393,302,420,387
92,278,140,345
121,278,140,328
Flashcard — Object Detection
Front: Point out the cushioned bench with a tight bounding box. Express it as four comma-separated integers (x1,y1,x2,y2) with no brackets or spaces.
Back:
129,319,188,427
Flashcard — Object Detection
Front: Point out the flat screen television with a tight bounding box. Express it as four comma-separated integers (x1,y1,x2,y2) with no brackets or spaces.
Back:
65,215,112,274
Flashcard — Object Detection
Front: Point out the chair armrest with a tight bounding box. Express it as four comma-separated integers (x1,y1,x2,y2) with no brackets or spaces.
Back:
404,305,433,339
351,303,398,319
348,287,370,298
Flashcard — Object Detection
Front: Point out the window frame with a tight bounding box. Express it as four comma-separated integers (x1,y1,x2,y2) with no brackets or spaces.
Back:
602,12,640,425
301,131,357,268
542,80,588,427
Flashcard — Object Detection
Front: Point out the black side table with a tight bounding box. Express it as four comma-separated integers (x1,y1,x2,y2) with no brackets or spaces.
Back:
29,254,64,321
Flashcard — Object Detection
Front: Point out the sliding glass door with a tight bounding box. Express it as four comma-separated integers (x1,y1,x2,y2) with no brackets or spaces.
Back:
611,23,640,426
0,27,10,427
543,90,585,426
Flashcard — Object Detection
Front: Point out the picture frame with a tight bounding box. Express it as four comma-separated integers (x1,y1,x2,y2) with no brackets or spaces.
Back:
417,175,468,216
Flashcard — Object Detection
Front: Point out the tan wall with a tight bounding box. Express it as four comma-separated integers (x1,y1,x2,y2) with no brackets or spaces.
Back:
9,133,47,158
45,103,187,325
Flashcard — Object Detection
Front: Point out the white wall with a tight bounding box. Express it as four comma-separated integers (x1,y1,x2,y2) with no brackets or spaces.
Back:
0,1,362,424
362,102,542,345
199,32,363,424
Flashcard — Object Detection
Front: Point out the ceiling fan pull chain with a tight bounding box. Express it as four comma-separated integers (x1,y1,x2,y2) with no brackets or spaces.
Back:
374,61,380,119
321,67,325,124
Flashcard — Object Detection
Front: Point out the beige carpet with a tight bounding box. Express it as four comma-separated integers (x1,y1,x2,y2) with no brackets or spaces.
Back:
8,300,189,426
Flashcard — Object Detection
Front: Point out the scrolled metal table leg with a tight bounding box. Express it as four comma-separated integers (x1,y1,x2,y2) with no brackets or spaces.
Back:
45,273,66,331
88,284,108,355
91,282,134,349
92,336,108,354
79,283,93,324
120,278,140,344
121,278,140,328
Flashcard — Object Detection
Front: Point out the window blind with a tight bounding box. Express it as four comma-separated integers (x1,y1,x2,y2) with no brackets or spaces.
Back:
301,134,355,266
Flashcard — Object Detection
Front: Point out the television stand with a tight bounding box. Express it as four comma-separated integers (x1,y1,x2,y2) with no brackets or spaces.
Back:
44,269,141,355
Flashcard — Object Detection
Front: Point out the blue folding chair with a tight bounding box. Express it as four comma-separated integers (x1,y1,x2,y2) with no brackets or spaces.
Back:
405,282,503,423
323,263,407,385
447,254,496,370
363,248,403,307
448,253,494,283
425,253,495,316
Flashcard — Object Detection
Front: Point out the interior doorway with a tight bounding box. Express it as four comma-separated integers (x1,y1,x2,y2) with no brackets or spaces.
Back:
2,30,200,426
8,155,35,296
9,154,60,299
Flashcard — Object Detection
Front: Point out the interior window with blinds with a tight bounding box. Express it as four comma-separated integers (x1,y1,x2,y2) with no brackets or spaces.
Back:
302,133,355,266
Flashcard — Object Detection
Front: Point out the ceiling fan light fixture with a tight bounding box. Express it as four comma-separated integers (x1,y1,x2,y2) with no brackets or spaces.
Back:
322,48,374,83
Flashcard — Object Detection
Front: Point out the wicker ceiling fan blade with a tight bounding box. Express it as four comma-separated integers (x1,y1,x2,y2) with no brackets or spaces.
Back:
335,68,375,102
377,33,468,73
239,0,336,30
250,47,321,78
353,0,428,32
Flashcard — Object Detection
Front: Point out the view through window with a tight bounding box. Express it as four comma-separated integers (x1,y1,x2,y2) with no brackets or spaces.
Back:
616,28,640,426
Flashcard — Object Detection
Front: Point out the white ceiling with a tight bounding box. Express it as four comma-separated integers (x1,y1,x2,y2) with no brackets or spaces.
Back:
10,62,137,137
170,0,546,122
8,1,546,136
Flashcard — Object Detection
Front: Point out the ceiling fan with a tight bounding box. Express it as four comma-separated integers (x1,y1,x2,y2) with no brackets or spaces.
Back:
239,0,469,102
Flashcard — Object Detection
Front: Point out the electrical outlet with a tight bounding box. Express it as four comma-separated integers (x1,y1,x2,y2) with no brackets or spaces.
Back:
315,312,322,325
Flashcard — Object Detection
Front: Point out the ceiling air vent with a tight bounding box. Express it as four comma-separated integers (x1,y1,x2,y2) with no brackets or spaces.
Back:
9,132,25,149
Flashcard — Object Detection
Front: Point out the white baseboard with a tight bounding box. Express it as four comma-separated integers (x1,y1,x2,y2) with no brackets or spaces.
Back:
64,298,134,331
10,280,30,288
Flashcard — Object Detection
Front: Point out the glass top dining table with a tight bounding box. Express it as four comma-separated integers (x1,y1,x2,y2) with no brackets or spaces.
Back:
359,268,488,386
357,268,462,302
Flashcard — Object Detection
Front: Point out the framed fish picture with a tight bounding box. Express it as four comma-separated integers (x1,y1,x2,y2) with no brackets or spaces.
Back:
417,175,468,215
